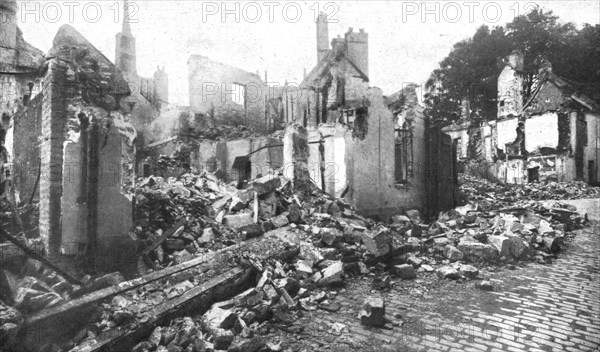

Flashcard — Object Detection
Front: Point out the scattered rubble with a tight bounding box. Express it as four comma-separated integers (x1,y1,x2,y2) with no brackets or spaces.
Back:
0,169,594,351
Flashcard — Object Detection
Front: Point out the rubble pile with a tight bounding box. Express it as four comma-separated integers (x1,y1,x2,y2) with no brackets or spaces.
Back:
460,174,600,208
133,172,301,269
0,255,81,314
0,168,592,351
179,124,279,142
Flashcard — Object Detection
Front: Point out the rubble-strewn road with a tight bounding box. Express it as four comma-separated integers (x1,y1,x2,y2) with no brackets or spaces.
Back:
276,223,600,352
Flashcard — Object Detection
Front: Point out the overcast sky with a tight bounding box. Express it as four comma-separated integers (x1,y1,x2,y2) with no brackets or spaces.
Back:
16,0,600,105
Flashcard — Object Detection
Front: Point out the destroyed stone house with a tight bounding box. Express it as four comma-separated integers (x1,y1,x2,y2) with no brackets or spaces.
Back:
444,51,600,185
282,13,457,219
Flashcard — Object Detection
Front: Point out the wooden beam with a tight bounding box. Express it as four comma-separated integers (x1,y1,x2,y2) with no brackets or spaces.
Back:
68,267,251,352
142,219,187,257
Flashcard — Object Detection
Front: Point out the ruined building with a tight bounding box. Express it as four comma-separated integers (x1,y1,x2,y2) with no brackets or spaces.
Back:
0,0,44,201
1,5,139,272
493,58,600,184
446,51,600,185
188,55,268,131
283,14,457,219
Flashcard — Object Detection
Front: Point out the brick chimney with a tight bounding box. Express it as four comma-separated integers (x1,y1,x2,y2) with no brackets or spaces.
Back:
345,28,369,77
0,0,17,50
316,12,329,63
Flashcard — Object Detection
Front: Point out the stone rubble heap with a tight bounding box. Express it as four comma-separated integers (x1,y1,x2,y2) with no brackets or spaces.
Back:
0,170,593,351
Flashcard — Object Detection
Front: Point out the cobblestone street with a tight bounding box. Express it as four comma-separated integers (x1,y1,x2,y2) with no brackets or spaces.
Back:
276,223,600,352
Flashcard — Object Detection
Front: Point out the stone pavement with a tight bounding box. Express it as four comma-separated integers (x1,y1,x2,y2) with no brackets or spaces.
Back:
284,224,600,352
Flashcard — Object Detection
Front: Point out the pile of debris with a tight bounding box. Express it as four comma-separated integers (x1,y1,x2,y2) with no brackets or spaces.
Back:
133,172,305,270
179,124,274,142
460,174,600,207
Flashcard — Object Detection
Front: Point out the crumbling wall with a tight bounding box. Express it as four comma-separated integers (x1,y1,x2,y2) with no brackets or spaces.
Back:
39,25,137,268
188,55,267,131
443,128,469,159
348,87,426,218
496,118,519,153
10,94,42,203
497,65,523,118
193,136,283,183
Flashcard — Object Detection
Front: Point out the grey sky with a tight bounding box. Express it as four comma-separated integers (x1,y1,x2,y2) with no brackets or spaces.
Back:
16,1,600,105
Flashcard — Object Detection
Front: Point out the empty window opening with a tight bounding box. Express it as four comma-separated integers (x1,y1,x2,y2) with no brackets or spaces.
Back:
232,83,245,106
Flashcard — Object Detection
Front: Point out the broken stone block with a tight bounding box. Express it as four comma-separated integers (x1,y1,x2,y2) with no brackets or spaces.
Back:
223,213,254,229
436,266,460,280
504,232,527,258
165,239,185,251
295,260,314,277
361,228,391,257
477,281,494,291
405,209,422,224
316,261,344,286
457,237,498,262
251,175,282,195
211,195,232,212
433,237,451,247
443,245,464,262
510,222,525,233
271,213,290,228
407,256,423,268
320,228,343,246
229,195,248,212
228,336,266,352
299,243,324,263
392,215,411,224
202,307,238,331
392,264,416,280
358,297,386,327
172,250,194,265
538,220,554,235
458,265,479,279
487,235,510,258
211,328,234,350
198,228,215,244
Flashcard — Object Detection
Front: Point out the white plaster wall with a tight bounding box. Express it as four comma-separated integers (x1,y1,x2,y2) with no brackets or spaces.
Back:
497,118,519,152
332,135,347,196
525,112,559,152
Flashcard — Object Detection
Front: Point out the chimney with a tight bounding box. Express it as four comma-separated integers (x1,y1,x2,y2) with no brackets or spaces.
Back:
507,50,524,71
316,12,329,63
345,27,369,77
0,0,18,50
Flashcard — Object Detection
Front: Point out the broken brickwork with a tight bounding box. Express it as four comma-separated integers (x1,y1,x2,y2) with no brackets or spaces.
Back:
38,26,137,272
